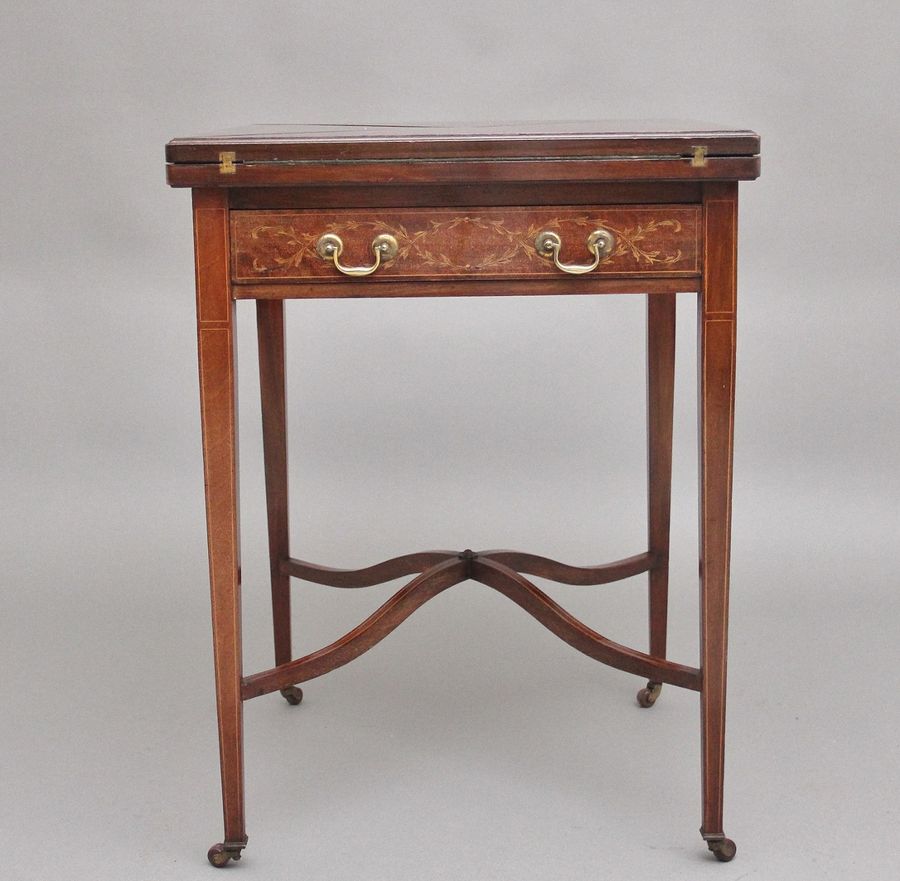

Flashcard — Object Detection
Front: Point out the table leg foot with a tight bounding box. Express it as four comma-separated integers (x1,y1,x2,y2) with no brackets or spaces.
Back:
702,834,737,862
208,840,247,867
636,681,662,708
279,685,304,706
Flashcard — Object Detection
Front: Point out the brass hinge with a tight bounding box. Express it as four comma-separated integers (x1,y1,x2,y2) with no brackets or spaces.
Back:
218,151,236,174
690,145,708,167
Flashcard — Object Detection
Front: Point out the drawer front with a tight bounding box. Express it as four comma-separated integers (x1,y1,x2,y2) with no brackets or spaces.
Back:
231,206,700,282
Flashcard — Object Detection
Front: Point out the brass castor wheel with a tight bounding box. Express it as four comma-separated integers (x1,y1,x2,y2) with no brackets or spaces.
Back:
280,685,303,705
207,843,244,867
636,681,662,708
705,836,737,862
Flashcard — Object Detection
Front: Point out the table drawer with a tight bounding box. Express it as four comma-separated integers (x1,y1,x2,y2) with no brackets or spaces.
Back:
231,206,700,282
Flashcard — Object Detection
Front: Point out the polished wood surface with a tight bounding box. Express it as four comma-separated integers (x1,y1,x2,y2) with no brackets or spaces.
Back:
235,276,693,301
644,292,677,706
171,121,757,866
231,206,700,282
191,189,247,862
698,181,739,856
228,181,705,210
166,120,760,187
242,549,701,702
169,155,760,188
256,301,292,668
167,120,759,162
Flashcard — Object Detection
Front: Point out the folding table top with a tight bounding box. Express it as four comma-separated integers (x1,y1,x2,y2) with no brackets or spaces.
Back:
166,120,760,187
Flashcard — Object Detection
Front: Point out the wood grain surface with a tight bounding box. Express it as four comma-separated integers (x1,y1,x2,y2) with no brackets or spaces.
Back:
176,122,757,864
231,206,700,282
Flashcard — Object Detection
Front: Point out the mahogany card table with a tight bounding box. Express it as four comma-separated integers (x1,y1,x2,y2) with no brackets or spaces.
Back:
165,121,760,867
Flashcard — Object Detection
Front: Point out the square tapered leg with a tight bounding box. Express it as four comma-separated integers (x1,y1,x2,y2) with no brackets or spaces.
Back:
697,182,738,863
256,300,303,706
193,190,248,867
638,292,677,708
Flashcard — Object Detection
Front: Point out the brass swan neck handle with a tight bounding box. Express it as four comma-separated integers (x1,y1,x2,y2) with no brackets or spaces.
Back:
535,228,616,275
316,232,399,277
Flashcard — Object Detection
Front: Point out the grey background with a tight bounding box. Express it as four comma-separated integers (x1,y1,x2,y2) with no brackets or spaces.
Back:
2,1,898,879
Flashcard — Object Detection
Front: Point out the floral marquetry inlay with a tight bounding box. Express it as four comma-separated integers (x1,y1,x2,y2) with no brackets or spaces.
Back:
231,207,700,281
